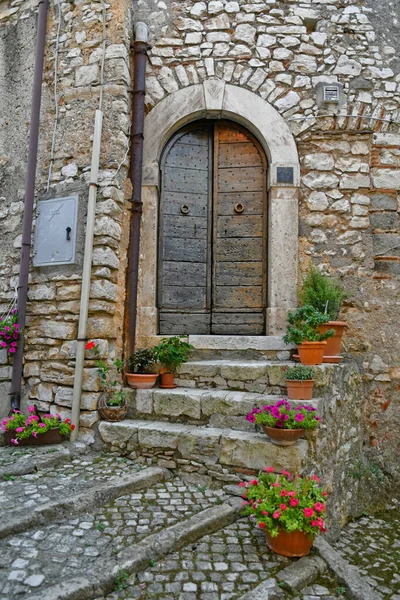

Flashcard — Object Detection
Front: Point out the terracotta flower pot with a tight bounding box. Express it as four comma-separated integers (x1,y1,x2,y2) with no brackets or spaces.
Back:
261,425,304,446
318,321,347,362
286,379,314,400
160,372,177,389
4,429,64,446
265,529,315,557
125,372,158,390
297,341,326,365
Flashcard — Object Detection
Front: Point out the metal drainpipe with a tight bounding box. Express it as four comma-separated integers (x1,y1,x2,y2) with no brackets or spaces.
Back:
126,22,149,356
9,0,49,411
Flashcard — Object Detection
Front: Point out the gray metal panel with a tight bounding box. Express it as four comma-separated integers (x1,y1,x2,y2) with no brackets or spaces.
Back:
33,195,78,266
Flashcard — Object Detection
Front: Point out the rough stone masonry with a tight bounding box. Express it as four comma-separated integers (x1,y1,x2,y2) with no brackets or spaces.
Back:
0,0,399,500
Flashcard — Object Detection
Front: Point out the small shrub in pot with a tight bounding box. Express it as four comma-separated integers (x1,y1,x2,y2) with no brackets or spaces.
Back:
283,305,334,365
126,348,159,389
154,335,193,388
284,365,314,400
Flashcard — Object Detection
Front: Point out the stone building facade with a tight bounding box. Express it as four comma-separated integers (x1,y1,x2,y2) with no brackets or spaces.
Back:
0,0,399,493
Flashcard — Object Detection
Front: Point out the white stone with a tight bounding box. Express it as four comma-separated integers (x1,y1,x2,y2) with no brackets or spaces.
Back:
256,34,276,48
61,163,78,178
350,217,370,229
273,47,293,60
310,230,327,243
303,153,334,171
225,1,239,12
24,575,45,587
206,32,230,42
8,571,27,582
205,14,230,29
340,174,371,190
75,65,98,86
190,2,207,17
351,193,370,206
274,91,300,111
303,172,339,190
311,32,327,46
208,1,224,14
280,36,301,48
158,67,179,94
351,142,369,155
352,204,369,216
289,54,317,74
371,169,400,190
105,44,128,60
306,191,329,212
337,231,362,245
234,24,256,44
333,55,362,76
331,199,351,213
185,32,202,44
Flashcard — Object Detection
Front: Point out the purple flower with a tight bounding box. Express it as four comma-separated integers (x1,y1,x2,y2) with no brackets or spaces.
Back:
282,414,289,421
271,407,281,419
275,419,284,428
295,413,305,422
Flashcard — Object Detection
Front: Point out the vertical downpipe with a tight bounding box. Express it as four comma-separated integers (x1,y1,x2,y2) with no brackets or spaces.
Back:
9,0,49,410
127,22,149,357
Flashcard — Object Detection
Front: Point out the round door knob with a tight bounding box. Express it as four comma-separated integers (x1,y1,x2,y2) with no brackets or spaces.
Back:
234,203,245,213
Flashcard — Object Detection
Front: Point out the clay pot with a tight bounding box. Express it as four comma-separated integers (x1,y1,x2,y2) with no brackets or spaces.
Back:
125,372,158,390
261,426,304,446
286,379,314,400
4,429,64,446
318,321,347,362
97,393,127,422
160,372,177,389
297,341,326,365
265,529,315,557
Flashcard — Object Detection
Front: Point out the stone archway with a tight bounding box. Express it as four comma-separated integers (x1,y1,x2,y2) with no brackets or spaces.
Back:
136,80,300,344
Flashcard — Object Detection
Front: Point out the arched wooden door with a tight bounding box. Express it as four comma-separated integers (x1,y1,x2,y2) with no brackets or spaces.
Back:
158,120,267,335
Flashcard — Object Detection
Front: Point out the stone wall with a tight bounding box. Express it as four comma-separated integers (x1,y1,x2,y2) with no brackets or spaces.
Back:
0,0,132,442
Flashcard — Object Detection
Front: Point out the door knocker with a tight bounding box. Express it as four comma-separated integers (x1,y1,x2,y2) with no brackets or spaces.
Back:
234,203,245,214
180,204,190,215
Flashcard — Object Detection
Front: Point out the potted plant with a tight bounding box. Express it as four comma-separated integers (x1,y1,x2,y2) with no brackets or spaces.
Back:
299,264,348,361
246,399,320,446
1,405,75,446
125,348,158,389
283,305,334,365
153,335,193,388
86,341,129,422
284,365,314,400
241,468,328,557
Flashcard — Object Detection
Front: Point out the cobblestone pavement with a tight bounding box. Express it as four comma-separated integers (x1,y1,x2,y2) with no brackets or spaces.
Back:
0,474,224,599
0,445,64,467
0,452,142,516
333,502,400,600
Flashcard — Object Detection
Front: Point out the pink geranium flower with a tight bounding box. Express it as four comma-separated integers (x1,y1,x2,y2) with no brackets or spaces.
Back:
11,438,18,445
272,510,281,519
290,498,299,507
264,467,275,473
15,427,24,433
314,502,325,513
304,508,314,518
279,504,287,511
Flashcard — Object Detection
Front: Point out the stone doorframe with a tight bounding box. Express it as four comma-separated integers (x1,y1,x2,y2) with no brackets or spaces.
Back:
136,79,300,345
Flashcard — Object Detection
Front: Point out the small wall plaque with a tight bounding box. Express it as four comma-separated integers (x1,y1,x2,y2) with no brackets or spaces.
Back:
276,166,294,185
33,195,78,266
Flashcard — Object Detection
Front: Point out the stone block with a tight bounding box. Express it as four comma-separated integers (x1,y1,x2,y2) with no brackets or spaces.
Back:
177,427,222,463
373,233,400,256
82,368,102,392
178,362,219,378
266,364,287,386
201,391,255,417
220,431,308,471
0,366,12,380
28,284,56,301
371,213,399,229
0,349,7,365
75,64,98,86
372,169,400,190
56,285,81,300
81,393,101,411
40,363,74,385
370,193,397,211
303,153,334,171
153,390,201,419
339,174,370,189
79,411,99,428
137,422,191,449
220,363,268,382
35,320,76,340
98,420,138,445
135,390,153,414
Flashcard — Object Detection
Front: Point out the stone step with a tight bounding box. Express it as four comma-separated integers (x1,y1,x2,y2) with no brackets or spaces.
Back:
129,387,321,432
99,419,309,474
187,334,295,361
176,359,340,393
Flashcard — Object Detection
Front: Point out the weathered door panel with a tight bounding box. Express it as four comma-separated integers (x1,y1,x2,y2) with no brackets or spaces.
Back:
158,120,267,335
158,125,212,334
212,121,266,333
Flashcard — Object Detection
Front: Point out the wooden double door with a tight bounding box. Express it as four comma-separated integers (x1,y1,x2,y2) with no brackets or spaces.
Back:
158,120,267,335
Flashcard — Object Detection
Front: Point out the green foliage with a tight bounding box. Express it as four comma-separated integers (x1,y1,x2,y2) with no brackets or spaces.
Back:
149,559,157,567
96,522,106,531
243,470,328,538
349,459,385,484
154,336,193,374
285,364,314,381
128,348,158,374
283,305,334,345
299,264,348,320
2,473,15,481
113,569,129,591
215,497,223,505
107,389,129,407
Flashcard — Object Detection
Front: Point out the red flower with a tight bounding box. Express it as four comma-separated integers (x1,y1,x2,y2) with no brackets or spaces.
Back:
272,510,281,519
322,491,328,497
258,522,266,529
261,510,269,516
264,467,275,473
270,483,280,487
85,341,95,350
65,418,71,424
280,490,287,497
279,504,287,511
290,498,299,507
304,507,314,518
314,502,325,513
311,475,320,482
249,479,258,486
71,424,76,431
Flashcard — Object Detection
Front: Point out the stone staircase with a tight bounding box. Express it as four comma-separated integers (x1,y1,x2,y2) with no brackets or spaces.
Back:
99,337,348,483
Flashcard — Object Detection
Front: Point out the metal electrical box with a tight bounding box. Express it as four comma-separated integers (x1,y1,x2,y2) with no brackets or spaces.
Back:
33,195,78,266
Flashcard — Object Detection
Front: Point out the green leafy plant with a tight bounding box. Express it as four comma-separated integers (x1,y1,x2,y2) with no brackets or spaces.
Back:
242,468,328,538
246,399,320,430
299,264,348,320
284,365,314,381
0,308,20,355
96,522,106,532
107,389,129,407
154,336,193,374
2,473,15,481
114,569,129,591
128,348,158,374
86,341,127,408
283,306,334,346
2,406,75,445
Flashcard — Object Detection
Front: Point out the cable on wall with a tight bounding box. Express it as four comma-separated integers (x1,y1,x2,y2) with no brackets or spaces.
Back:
46,0,61,191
